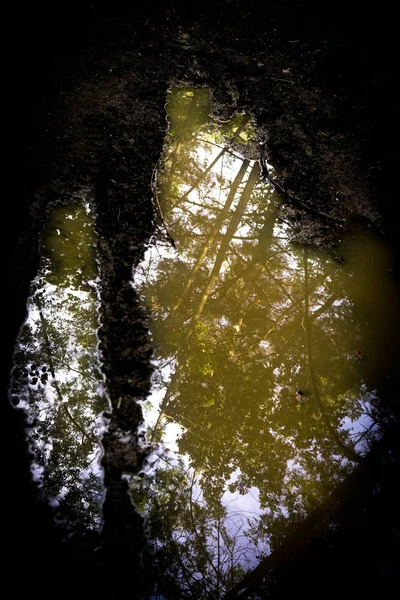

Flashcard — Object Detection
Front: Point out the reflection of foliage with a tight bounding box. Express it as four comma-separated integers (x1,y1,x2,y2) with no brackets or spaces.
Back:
133,87,400,594
9,200,108,532
130,458,250,599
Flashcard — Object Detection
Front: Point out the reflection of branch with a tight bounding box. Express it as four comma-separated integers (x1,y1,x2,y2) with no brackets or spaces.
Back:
263,263,301,309
59,360,99,382
188,471,230,593
171,114,251,211
229,114,252,139
310,293,340,321
353,419,378,446
173,146,228,207
210,254,254,303
185,162,260,342
150,367,184,442
163,92,200,201
177,196,225,211
233,263,264,330
169,540,198,598
222,426,396,599
36,295,97,445
152,165,177,250
303,248,361,463
159,352,179,370
152,465,218,597
173,158,250,312
153,91,207,247
62,404,97,445
233,206,278,329
194,137,249,163
247,303,299,351
259,142,345,226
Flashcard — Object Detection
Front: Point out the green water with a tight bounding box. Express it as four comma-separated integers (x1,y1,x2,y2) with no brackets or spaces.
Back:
9,196,109,531
8,87,399,596
131,88,400,598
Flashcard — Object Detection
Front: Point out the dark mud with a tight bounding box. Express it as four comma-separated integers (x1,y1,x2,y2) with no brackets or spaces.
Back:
4,2,399,598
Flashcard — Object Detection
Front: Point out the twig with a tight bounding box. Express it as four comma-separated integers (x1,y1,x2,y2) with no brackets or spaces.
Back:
150,163,177,249
259,142,346,226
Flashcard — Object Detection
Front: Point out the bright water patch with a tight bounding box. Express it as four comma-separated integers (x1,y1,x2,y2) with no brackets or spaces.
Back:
9,193,110,532
130,87,400,598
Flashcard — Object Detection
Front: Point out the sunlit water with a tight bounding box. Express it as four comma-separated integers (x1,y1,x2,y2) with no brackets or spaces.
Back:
7,87,400,597
9,192,110,532
130,88,400,598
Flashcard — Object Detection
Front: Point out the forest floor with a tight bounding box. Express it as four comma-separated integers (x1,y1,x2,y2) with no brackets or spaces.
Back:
4,2,399,598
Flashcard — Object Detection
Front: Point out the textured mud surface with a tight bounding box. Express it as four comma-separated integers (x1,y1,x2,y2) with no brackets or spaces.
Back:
4,2,399,598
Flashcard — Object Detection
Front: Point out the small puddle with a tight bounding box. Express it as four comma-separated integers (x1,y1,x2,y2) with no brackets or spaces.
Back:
130,88,400,597
9,193,110,533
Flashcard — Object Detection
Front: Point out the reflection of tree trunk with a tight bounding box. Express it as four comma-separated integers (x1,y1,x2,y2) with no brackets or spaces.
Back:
222,426,396,600
173,159,250,312
152,117,256,438
185,161,260,341
303,249,361,463
234,205,277,329
150,362,186,441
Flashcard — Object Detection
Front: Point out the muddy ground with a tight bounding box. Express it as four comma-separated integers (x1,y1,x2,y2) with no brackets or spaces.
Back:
4,1,400,597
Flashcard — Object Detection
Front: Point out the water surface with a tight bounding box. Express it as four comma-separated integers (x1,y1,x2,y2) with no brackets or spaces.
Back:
131,87,400,598
9,194,110,532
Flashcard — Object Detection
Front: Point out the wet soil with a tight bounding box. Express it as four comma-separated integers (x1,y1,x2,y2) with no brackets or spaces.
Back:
4,1,400,597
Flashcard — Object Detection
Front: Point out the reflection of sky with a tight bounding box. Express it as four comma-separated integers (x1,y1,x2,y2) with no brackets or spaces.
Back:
131,90,400,592
341,389,379,454
136,358,269,563
9,198,110,531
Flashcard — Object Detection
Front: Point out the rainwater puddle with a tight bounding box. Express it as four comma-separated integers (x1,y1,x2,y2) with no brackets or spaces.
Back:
9,193,110,533
130,88,400,597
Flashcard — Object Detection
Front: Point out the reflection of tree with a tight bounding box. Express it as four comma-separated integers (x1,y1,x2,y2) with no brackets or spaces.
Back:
173,158,250,313
9,201,108,531
186,161,259,338
222,424,398,600
130,458,249,599
133,88,397,595
302,248,361,463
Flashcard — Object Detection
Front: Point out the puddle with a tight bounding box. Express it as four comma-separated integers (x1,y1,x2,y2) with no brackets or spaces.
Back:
9,193,110,533
130,88,400,597
7,85,400,595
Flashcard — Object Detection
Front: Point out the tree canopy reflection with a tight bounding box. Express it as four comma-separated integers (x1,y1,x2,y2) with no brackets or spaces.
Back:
131,88,400,598
9,196,109,532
